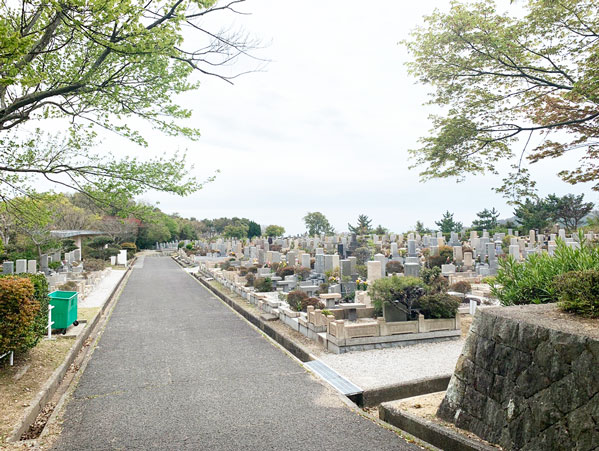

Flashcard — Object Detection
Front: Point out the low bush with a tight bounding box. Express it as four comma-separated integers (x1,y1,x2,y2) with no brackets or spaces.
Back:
317,283,329,295
186,244,193,250
492,235,599,306
553,270,599,317
59,281,78,291
449,281,471,294
428,245,454,268
386,260,404,275
0,277,39,355
295,266,311,281
254,277,273,292
121,242,137,259
276,266,295,278
83,258,106,272
303,297,325,312
238,267,249,276
414,293,460,319
287,290,309,312
368,275,426,317
245,272,255,287
48,261,62,270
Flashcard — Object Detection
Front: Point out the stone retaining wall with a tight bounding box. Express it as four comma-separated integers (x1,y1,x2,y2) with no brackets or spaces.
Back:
438,303,599,450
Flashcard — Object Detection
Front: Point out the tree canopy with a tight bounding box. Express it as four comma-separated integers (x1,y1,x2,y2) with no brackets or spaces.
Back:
348,214,372,235
405,0,599,199
435,211,462,234
303,211,333,236
472,208,500,231
264,225,285,237
0,0,255,207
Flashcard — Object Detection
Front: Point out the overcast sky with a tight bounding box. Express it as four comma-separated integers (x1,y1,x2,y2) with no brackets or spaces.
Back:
100,0,597,235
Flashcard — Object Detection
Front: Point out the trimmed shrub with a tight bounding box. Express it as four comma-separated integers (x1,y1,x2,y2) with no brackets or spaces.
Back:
287,290,309,312
386,260,404,275
238,267,249,276
247,266,258,274
83,258,106,272
254,277,273,292
553,270,599,317
186,244,193,250
414,293,461,319
428,245,454,268
276,266,295,278
0,277,39,355
368,275,426,317
449,281,472,294
245,272,256,287
302,297,324,312
59,281,78,291
353,247,371,265
295,266,311,281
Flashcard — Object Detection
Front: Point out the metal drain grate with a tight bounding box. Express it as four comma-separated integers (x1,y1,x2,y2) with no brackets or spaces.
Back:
304,360,363,397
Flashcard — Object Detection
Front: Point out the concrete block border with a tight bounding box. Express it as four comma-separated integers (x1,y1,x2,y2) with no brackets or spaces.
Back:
379,402,497,451
362,375,452,407
7,261,135,442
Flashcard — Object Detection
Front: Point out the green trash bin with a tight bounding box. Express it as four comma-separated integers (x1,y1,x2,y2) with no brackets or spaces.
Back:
48,291,79,330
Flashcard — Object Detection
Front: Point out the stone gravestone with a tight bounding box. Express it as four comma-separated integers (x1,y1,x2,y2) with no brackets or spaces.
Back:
301,253,311,268
404,262,420,277
374,253,386,277
340,259,352,278
407,240,417,257
73,248,81,261
367,260,382,284
41,254,49,273
16,259,26,274
27,260,37,274
348,256,357,275
453,246,463,263
509,245,520,260
3,261,14,274
314,254,325,274
117,249,128,265
463,252,473,269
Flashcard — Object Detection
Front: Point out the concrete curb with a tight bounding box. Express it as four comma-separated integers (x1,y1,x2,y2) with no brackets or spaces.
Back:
197,275,314,363
7,260,135,442
379,403,497,451
362,375,452,407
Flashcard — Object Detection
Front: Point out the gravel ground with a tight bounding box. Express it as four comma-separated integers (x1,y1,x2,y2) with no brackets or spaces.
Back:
319,339,465,390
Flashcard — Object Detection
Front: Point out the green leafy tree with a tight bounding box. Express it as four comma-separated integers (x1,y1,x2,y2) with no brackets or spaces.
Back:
546,193,594,231
414,221,431,234
303,212,333,236
471,208,500,231
223,224,249,240
0,0,254,206
373,225,388,235
264,225,285,237
348,214,372,235
405,0,599,201
513,198,553,232
435,211,462,234
247,221,262,239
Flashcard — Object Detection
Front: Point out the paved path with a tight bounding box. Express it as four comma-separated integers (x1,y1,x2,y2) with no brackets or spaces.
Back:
54,257,420,450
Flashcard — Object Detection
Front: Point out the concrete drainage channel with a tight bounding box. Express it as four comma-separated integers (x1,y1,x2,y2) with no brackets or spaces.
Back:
8,260,135,445
180,259,491,450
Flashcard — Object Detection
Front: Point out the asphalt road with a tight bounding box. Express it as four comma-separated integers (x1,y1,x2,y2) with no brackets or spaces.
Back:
53,256,421,450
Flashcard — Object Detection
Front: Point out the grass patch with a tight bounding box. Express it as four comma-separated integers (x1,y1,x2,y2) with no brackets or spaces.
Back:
0,339,73,442
78,307,100,323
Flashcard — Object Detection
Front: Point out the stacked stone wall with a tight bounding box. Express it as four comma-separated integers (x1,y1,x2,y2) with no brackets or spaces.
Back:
438,304,599,450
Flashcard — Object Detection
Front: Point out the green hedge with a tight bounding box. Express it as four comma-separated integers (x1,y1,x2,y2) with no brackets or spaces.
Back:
0,277,39,355
0,273,49,355
492,236,599,306
553,270,599,317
